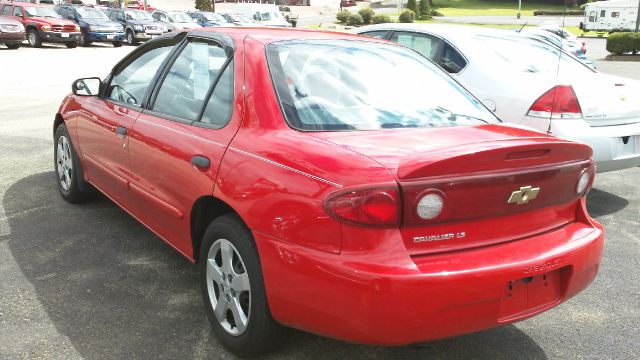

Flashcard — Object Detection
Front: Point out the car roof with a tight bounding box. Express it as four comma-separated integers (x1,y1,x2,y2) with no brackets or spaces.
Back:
356,23,518,41
10,2,53,8
192,27,389,45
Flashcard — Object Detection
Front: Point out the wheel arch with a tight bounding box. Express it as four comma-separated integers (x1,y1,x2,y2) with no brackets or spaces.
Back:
191,195,245,263
53,113,65,137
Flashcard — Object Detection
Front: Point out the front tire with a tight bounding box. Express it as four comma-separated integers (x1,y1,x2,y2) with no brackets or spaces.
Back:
54,124,91,203
199,215,287,357
79,33,91,47
27,29,42,48
126,30,137,45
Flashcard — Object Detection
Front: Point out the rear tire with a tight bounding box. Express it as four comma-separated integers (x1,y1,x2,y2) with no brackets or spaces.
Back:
5,43,21,49
113,41,123,47
27,29,42,48
54,124,92,203
65,41,78,48
199,215,287,358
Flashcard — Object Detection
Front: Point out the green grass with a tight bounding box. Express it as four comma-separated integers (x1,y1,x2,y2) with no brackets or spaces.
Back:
432,0,576,17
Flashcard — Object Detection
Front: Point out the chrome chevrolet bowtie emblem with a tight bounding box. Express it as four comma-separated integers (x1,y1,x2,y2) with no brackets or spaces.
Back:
508,186,540,205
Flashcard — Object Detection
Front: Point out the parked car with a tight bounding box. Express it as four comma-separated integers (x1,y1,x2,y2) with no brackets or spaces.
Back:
340,0,357,8
187,11,232,27
151,10,201,31
356,23,640,172
107,8,165,45
0,1,80,48
234,3,290,27
55,5,125,47
539,24,580,42
0,14,26,49
218,12,254,26
56,27,603,357
520,27,595,69
125,0,155,12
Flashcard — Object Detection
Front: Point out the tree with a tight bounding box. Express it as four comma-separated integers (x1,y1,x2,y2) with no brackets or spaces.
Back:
195,0,214,12
407,0,419,18
418,0,431,20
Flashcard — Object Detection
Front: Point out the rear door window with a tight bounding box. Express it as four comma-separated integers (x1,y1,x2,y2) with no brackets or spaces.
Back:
389,31,442,61
152,39,231,123
1,6,11,16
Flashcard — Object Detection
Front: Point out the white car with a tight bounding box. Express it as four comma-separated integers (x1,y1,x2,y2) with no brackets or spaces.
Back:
355,23,640,172
151,10,202,30
519,27,596,69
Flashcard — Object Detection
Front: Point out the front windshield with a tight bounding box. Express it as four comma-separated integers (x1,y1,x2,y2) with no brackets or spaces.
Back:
25,7,60,18
267,40,499,131
203,13,224,21
477,35,593,74
76,7,109,20
258,11,282,21
167,11,192,22
125,10,152,20
232,14,252,22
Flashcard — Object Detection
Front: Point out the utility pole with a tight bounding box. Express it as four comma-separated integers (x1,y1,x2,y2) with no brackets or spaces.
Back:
636,0,640,32
517,0,521,19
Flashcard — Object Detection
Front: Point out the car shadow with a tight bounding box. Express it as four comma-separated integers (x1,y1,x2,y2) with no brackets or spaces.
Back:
3,172,548,360
586,188,629,218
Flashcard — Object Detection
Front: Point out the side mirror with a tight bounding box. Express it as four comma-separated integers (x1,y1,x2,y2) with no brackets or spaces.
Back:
72,77,102,97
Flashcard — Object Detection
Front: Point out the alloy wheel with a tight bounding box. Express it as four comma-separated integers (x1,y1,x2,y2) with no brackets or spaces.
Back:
28,32,36,46
206,238,251,336
56,135,73,191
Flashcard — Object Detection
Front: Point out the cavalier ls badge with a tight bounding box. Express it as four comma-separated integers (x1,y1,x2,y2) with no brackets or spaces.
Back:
508,186,540,205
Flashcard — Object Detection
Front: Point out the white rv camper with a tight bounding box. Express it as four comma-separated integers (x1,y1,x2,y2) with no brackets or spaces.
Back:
581,0,639,33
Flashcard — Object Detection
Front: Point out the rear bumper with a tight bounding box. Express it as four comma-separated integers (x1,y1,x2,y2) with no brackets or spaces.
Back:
86,31,125,43
255,212,604,345
38,30,80,43
549,118,640,172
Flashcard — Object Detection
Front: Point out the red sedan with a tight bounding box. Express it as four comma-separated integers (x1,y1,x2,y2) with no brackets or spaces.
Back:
54,28,604,357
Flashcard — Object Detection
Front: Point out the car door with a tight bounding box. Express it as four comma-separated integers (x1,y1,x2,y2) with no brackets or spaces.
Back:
127,35,240,257
74,35,183,208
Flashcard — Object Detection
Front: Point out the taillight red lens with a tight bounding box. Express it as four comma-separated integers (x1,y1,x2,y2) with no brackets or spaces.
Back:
527,85,582,119
324,186,400,227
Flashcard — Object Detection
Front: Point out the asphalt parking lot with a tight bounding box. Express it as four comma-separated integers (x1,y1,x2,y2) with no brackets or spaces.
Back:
0,40,639,360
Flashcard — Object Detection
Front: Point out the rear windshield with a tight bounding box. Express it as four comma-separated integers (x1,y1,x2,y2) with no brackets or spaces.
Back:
475,35,595,74
266,40,499,131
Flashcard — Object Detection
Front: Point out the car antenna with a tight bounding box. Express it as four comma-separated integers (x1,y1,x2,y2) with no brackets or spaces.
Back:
517,21,528,33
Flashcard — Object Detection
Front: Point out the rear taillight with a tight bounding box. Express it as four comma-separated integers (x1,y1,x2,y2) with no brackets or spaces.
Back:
527,85,582,119
324,185,400,227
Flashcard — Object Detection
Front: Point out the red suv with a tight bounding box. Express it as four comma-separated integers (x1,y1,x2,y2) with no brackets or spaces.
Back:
0,2,80,48
54,28,604,357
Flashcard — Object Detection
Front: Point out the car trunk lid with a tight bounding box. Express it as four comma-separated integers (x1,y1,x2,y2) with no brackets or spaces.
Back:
313,124,593,255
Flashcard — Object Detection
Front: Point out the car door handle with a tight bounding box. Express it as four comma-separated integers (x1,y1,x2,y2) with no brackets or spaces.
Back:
191,155,210,169
116,126,127,136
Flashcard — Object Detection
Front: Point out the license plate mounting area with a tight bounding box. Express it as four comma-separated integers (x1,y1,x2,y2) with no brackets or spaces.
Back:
498,268,565,321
